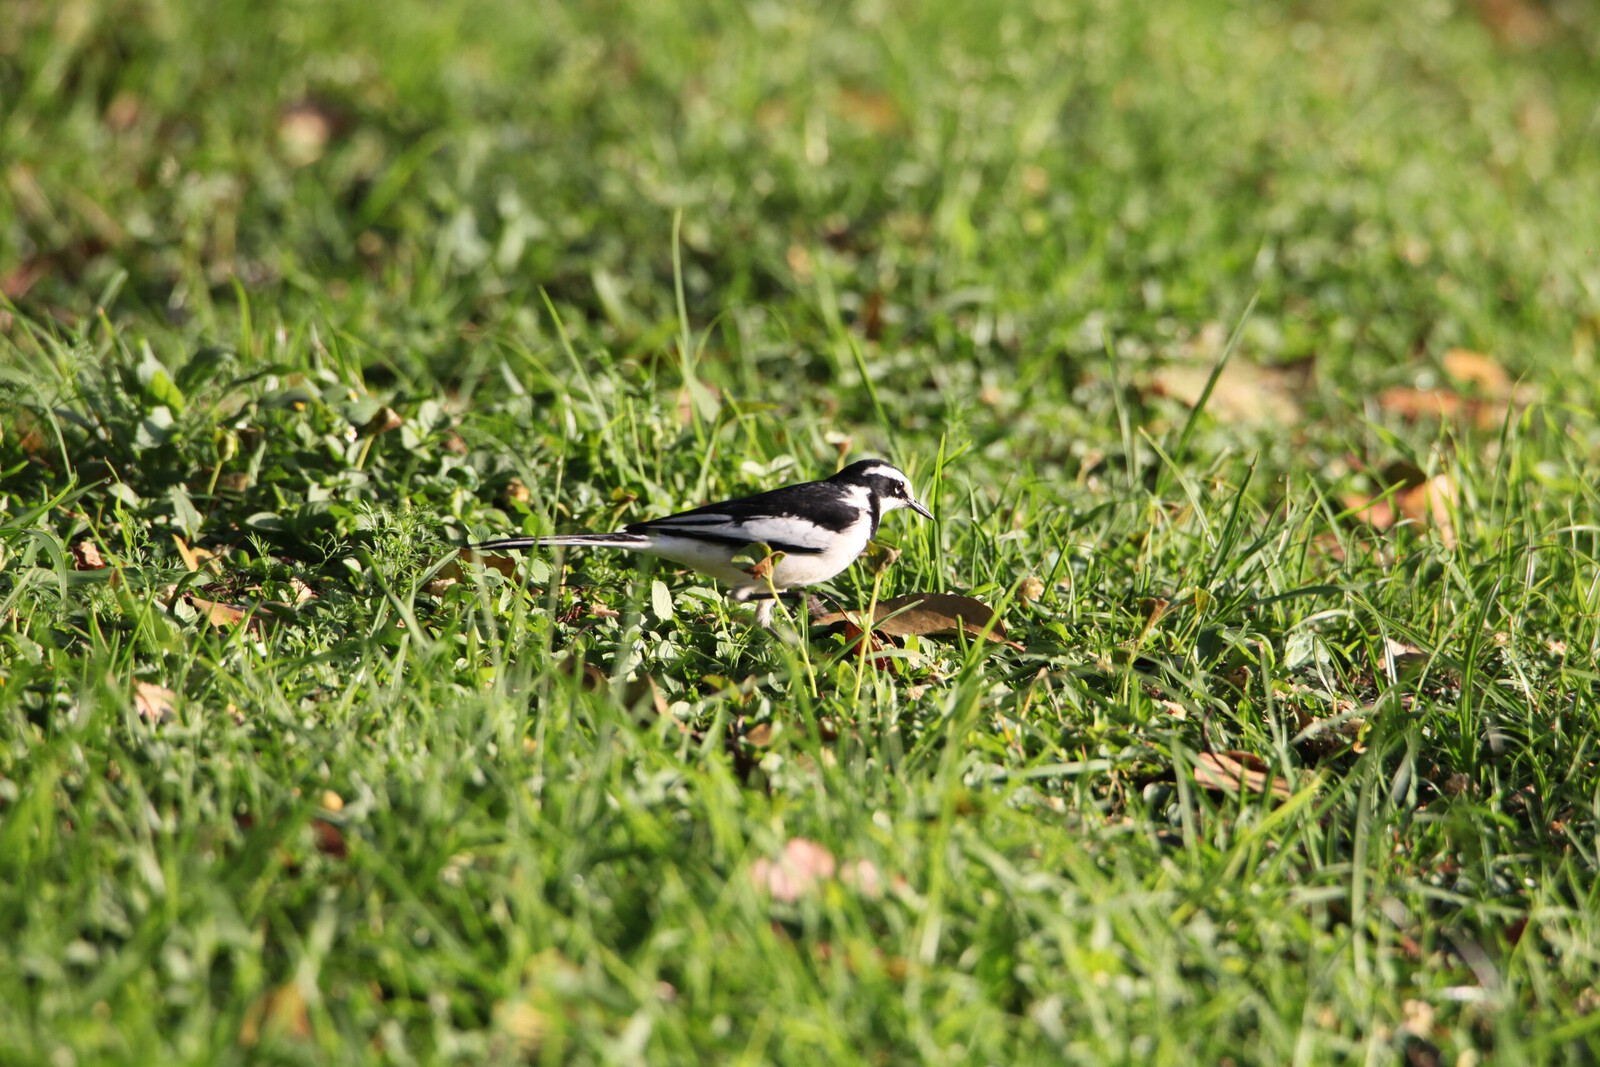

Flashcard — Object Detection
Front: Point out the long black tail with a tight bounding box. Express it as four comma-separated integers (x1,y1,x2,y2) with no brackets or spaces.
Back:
472,533,651,551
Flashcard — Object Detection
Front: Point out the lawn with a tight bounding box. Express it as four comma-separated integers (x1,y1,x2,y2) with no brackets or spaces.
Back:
3,0,1599,1063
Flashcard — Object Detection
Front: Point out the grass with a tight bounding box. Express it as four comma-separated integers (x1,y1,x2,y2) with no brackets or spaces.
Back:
3,0,1600,1062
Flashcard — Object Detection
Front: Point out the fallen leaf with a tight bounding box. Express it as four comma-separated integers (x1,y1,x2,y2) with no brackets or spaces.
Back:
674,381,721,426
1191,751,1293,800
1376,385,1468,422
1441,348,1512,395
277,98,344,166
71,540,106,570
1472,0,1552,47
1341,491,1398,531
239,982,311,1047
859,289,885,341
746,550,783,584
311,819,347,859
623,674,670,718
188,595,250,629
1378,351,1526,430
1139,597,1172,629
1148,359,1304,427
833,87,901,133
105,90,141,132
751,838,837,903
134,681,176,723
458,550,526,580
812,593,1018,647
494,997,547,1057
360,406,404,436
1396,473,1458,547
1342,464,1458,547
1381,637,1428,679
172,535,201,573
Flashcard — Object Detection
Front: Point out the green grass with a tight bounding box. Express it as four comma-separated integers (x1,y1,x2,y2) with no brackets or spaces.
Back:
4,0,1600,1063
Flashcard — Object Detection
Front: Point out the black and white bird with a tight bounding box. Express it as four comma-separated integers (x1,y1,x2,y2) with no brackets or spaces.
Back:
473,459,933,625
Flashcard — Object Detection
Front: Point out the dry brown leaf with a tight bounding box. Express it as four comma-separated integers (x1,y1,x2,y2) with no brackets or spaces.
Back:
1148,360,1304,426
860,289,885,341
745,549,782,583
1377,386,1469,422
460,550,523,580
812,593,1019,648
360,406,404,436
172,535,210,574
623,675,670,718
1343,465,1458,547
1139,597,1172,629
1396,473,1458,546
1441,348,1512,395
833,88,902,133
133,681,176,723
188,595,250,629
311,819,347,859
1192,751,1293,800
1379,350,1525,430
674,381,721,426
239,982,312,1047
1341,491,1398,531
1472,0,1553,46
71,540,106,570
502,477,531,506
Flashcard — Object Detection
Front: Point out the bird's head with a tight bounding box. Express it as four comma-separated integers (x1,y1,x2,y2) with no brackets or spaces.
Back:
832,459,934,520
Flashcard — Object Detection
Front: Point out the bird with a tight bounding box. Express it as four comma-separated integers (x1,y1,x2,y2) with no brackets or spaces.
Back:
472,459,933,626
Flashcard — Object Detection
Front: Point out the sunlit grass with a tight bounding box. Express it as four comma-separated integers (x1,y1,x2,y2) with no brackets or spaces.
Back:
3,0,1600,1063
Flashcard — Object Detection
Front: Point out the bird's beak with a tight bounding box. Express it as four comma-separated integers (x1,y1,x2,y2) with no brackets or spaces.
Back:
909,497,934,520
